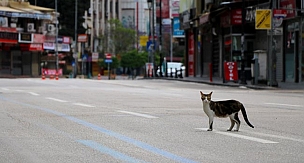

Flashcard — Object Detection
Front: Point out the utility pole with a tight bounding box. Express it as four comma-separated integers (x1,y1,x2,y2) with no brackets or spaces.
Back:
74,0,78,77
240,0,247,84
159,0,163,77
269,0,278,87
55,0,59,72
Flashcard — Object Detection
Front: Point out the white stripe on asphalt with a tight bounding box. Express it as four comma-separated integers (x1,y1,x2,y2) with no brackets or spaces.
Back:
196,128,278,144
46,97,68,103
1,88,9,91
117,111,159,119
29,92,39,96
73,103,95,108
265,103,302,108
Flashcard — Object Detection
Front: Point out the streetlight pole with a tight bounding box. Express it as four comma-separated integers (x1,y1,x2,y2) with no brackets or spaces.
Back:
74,0,78,77
55,0,59,72
240,0,247,84
159,0,162,77
147,0,155,77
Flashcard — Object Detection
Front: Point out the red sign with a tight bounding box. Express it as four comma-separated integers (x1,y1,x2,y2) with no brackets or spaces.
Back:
0,27,17,33
188,31,194,77
105,53,112,59
41,68,63,75
20,43,43,51
156,0,170,18
231,9,242,25
280,0,296,18
224,62,238,81
33,34,45,43
77,34,88,42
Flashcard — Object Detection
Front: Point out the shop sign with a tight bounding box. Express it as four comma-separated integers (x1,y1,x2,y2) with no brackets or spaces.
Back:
173,17,184,38
224,62,238,82
78,34,88,42
18,33,32,43
171,0,180,17
20,43,43,51
33,34,45,43
231,9,242,25
92,52,99,62
280,0,296,19
188,31,194,77
156,0,170,18
0,27,17,33
43,43,70,52
0,32,18,43
62,36,71,44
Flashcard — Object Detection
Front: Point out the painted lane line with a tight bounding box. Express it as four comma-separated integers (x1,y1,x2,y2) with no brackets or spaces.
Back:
73,103,95,108
78,140,146,163
0,96,199,163
1,88,9,91
117,111,159,119
265,103,302,108
241,129,304,143
196,128,278,144
28,92,39,96
46,97,68,103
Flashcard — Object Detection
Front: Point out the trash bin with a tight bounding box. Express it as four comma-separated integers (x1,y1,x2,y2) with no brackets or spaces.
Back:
252,50,267,84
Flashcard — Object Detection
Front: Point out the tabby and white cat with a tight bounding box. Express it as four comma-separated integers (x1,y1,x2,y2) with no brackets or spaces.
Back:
200,91,254,131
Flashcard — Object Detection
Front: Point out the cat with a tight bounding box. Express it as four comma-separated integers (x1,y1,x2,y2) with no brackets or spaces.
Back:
200,91,254,131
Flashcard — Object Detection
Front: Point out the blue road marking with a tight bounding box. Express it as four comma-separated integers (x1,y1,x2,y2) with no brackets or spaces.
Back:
78,140,145,163
0,96,199,163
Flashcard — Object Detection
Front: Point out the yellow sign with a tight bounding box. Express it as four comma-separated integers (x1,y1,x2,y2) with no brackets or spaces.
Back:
139,36,149,46
255,9,272,30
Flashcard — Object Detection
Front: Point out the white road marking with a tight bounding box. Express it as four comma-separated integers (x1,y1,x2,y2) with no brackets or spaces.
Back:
265,103,302,108
28,92,39,96
242,129,304,143
1,88,9,91
196,128,278,144
73,103,95,108
117,111,159,119
46,97,68,103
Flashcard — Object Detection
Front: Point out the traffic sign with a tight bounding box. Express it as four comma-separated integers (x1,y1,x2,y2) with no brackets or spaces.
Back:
255,9,272,30
105,53,112,59
105,59,112,63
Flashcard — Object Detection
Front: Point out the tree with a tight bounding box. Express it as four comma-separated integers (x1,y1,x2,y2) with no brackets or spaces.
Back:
120,50,147,78
100,19,136,56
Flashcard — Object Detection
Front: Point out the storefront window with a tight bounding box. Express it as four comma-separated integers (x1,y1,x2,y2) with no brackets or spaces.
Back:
0,51,11,74
302,19,304,81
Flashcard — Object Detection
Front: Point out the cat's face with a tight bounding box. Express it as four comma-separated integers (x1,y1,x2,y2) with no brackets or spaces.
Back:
200,91,212,103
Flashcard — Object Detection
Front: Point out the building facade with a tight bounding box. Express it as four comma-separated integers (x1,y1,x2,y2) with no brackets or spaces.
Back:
180,0,304,85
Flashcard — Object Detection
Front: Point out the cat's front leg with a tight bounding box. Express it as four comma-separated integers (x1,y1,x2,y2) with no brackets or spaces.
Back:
207,117,214,131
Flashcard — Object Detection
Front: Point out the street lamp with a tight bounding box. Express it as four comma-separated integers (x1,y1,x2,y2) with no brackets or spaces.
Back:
55,0,59,72
240,0,247,84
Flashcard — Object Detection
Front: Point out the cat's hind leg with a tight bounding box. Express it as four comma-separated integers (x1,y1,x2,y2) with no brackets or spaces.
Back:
207,116,214,131
234,113,241,131
227,115,236,131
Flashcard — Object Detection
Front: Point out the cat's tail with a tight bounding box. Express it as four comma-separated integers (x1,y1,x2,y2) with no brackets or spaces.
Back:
240,105,254,128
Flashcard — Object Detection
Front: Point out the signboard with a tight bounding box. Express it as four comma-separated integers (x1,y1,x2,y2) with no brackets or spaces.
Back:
224,62,238,82
171,0,180,17
145,62,154,77
92,52,99,62
273,9,287,28
41,68,63,75
78,34,88,42
105,53,112,63
173,17,184,38
18,33,33,43
188,31,194,77
255,9,272,30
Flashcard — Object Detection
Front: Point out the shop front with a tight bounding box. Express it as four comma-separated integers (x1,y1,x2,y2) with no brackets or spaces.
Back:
0,29,18,75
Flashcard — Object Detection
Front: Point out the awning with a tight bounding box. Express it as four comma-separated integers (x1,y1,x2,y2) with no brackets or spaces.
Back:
0,6,23,13
9,1,53,13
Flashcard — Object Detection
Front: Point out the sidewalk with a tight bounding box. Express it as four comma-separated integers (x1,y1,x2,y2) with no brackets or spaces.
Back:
143,76,304,90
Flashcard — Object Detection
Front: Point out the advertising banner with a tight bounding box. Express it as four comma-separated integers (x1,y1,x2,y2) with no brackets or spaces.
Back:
173,17,184,38
188,31,194,77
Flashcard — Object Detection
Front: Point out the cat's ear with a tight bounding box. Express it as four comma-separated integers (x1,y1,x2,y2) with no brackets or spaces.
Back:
200,91,203,95
210,91,213,95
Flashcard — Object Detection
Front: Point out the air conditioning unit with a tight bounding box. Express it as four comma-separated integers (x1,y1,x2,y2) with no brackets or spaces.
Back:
47,24,55,32
0,17,8,27
27,23,35,32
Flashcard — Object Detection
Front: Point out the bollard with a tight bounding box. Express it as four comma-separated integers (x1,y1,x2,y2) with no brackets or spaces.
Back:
42,73,45,80
175,68,178,78
209,63,213,82
98,73,101,80
55,72,59,80
170,68,173,78
179,68,183,78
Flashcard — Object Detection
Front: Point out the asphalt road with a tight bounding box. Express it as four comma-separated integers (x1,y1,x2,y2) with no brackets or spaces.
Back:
0,78,303,163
